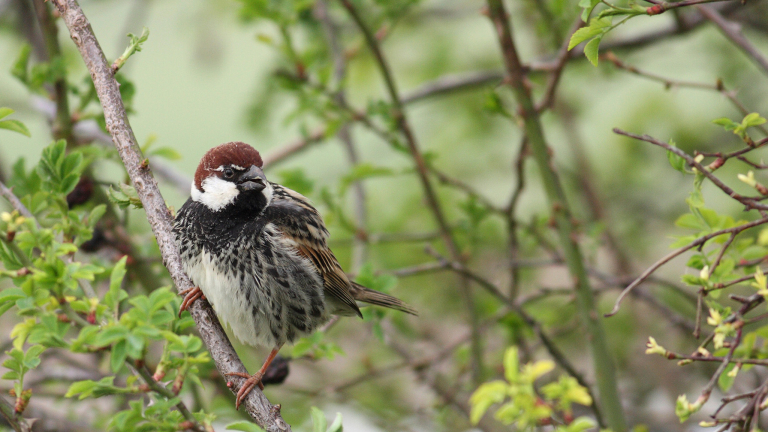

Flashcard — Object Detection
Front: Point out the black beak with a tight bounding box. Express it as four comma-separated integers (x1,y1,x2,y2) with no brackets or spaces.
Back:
237,165,267,192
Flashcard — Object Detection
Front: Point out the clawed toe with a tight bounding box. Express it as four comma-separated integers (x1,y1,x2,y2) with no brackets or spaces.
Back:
178,287,205,317
226,372,264,410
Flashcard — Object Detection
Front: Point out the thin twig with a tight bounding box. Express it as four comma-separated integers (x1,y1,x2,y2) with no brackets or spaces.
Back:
401,72,504,105
133,365,206,432
339,0,484,386
607,217,768,316
697,5,768,75
0,181,36,223
49,1,290,429
423,246,605,424
646,0,735,15
486,0,624,428
316,0,368,271
262,128,326,168
605,52,768,136
613,129,768,211
536,18,584,112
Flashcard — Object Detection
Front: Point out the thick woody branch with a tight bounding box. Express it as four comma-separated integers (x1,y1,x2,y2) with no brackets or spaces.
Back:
48,1,290,430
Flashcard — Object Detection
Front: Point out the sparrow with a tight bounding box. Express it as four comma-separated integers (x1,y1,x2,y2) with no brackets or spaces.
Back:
172,142,416,409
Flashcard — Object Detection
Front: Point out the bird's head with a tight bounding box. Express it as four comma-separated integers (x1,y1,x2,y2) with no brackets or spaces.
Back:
191,142,272,212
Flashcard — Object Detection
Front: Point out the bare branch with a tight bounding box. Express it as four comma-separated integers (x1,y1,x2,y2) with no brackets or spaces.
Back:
0,181,35,223
49,0,290,429
401,71,503,105
697,5,768,75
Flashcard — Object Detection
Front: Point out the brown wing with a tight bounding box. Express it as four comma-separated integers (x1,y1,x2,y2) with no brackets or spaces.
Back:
268,185,362,318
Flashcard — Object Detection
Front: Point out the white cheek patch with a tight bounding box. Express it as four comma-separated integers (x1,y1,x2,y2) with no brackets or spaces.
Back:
262,181,274,207
191,176,239,211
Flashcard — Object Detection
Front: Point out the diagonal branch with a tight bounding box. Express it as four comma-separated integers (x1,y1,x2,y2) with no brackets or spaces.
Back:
48,0,290,430
696,5,768,75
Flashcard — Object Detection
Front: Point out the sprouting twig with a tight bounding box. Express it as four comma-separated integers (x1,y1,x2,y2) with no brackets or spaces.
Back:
49,0,290,429
613,128,768,211
0,394,31,432
606,216,768,317
111,27,149,73
133,365,206,432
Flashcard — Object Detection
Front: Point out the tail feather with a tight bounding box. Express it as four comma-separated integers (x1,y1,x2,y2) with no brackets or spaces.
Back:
349,282,418,316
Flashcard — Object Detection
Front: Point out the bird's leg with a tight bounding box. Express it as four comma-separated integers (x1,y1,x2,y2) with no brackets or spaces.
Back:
178,286,205,317
226,346,282,410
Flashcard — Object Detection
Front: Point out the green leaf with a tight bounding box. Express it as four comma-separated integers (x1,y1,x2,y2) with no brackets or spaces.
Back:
340,163,394,195
327,413,343,432
106,256,128,311
0,119,31,137
148,147,182,160
742,113,766,128
675,214,704,230
311,407,327,432
93,325,129,346
11,45,31,84
667,140,686,173
718,363,737,391
469,381,508,424
578,0,601,21
278,168,314,196
503,346,519,382
712,117,739,131
110,339,128,373
583,37,602,66
0,108,13,120
226,422,265,432
568,18,611,50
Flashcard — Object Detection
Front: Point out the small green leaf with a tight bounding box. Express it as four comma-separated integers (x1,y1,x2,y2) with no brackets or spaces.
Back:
742,113,766,128
578,0,601,21
11,45,31,84
503,346,519,382
567,18,611,50
327,413,343,432
0,108,13,120
311,407,327,432
712,118,739,131
469,381,508,424
148,147,182,160
667,141,686,173
0,119,31,137
583,37,602,66
110,339,128,372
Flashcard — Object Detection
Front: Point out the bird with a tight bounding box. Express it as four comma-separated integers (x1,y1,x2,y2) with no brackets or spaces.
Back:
172,141,416,409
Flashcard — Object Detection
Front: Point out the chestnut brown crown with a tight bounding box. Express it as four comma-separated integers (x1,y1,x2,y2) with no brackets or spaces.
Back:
194,142,264,192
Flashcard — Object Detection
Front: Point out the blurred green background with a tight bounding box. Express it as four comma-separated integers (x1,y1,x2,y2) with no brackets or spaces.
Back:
2,0,768,430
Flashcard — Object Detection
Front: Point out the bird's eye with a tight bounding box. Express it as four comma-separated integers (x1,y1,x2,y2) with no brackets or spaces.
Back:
223,168,235,179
